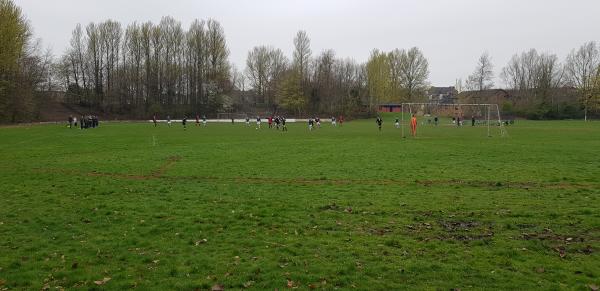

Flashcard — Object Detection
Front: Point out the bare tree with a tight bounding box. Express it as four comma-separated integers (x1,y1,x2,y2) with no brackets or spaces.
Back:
293,30,311,82
565,41,600,121
150,23,163,104
123,22,143,104
40,47,56,92
206,19,229,82
139,22,153,102
366,49,391,110
535,53,564,104
467,52,494,91
245,46,288,106
86,23,103,100
186,19,206,108
69,24,87,94
268,48,288,108
158,16,184,106
100,20,121,104
398,47,429,101
455,78,463,93
0,0,56,122
230,64,245,91
387,49,403,100
501,53,524,91
371,47,429,104
56,53,72,92
313,50,336,111
245,46,271,104
501,49,564,105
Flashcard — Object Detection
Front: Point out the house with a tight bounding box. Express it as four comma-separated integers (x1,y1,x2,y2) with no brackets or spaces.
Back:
428,86,458,104
457,89,513,105
378,104,402,112
376,86,458,112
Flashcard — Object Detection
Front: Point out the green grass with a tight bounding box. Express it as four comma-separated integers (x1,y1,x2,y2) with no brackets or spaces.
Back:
0,117,599,290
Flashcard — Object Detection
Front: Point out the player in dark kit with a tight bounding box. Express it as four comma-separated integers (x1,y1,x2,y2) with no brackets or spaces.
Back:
282,117,287,131
153,114,158,127
195,114,200,126
274,116,281,130
376,116,383,131
182,116,187,130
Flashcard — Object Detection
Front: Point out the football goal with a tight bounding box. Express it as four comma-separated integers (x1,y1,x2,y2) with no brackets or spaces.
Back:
399,103,508,138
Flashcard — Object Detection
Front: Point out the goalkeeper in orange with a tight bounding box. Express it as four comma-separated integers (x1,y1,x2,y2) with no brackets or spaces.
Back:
410,114,418,137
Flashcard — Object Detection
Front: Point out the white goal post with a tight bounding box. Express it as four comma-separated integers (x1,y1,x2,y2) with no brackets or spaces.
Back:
400,102,508,138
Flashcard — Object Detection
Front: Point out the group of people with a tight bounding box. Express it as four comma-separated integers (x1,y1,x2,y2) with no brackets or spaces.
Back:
264,116,287,131
307,117,321,130
452,116,464,126
153,114,293,131
378,115,418,137
383,114,499,137
451,116,478,126
152,114,209,128
249,116,287,131
424,116,440,126
149,113,352,132
68,115,99,129
308,116,344,131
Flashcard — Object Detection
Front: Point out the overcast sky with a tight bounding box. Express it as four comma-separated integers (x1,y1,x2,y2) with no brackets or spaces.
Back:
14,0,600,86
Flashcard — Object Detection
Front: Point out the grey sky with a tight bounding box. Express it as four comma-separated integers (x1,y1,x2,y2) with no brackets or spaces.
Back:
14,0,600,86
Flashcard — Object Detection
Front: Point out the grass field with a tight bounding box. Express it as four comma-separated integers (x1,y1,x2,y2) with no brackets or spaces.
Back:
1,117,599,290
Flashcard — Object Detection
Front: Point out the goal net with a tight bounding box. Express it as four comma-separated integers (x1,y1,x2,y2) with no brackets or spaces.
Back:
399,103,508,138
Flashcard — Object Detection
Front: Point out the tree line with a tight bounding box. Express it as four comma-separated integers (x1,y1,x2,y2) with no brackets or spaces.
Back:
57,17,230,116
460,44,600,120
244,31,367,117
1,0,599,122
243,31,432,117
0,0,54,123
